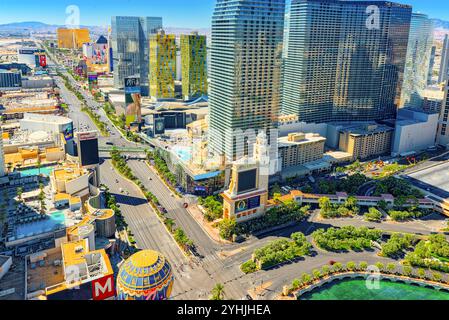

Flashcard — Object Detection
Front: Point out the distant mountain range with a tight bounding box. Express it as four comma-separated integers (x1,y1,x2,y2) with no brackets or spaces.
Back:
0,21,210,37
1,18,447,36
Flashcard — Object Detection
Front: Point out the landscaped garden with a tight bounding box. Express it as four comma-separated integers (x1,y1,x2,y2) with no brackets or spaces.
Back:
312,226,382,252
241,232,311,273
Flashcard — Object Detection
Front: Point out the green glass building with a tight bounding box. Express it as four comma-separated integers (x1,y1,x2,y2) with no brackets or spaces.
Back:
180,32,208,101
149,30,177,100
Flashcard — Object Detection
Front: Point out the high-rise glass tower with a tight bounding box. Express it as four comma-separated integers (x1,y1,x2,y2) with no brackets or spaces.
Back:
209,0,285,161
282,0,412,123
439,35,449,84
111,16,163,95
149,30,177,100
401,13,434,109
180,32,208,101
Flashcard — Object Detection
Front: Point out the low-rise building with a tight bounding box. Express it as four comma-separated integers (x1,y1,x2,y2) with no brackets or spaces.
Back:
339,124,394,161
392,108,439,156
27,238,115,300
0,69,21,89
278,132,326,169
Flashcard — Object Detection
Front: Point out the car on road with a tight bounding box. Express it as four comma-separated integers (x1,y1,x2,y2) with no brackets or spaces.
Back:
328,260,337,266
183,203,189,209
106,142,114,146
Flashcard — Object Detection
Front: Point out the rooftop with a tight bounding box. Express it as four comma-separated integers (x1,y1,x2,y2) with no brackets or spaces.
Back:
278,132,326,147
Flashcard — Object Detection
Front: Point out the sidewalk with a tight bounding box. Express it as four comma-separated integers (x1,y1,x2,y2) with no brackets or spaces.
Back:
186,204,230,244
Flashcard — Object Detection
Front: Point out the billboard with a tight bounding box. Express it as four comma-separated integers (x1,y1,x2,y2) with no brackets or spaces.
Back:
62,122,74,142
236,196,261,213
237,169,257,194
88,72,98,91
34,54,47,68
124,76,142,128
77,131,99,167
153,117,165,135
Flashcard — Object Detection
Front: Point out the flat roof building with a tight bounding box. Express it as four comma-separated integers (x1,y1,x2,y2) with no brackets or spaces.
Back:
278,132,326,170
339,124,394,161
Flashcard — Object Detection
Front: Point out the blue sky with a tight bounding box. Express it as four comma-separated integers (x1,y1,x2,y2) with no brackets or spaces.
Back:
0,0,448,28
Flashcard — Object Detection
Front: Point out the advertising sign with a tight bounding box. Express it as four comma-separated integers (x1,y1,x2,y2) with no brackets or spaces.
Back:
236,196,261,213
78,131,98,141
92,274,115,300
124,76,142,128
153,117,165,135
88,72,98,91
62,122,74,141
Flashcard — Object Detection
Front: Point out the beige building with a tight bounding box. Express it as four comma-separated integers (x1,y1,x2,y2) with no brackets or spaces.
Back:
278,133,326,169
339,124,394,161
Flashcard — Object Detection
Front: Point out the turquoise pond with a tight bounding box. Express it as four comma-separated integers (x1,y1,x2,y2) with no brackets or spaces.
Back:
16,211,66,238
300,278,449,300
19,166,54,177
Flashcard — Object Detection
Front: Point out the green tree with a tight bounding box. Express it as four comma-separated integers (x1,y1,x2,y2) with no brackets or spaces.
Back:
346,261,356,271
417,268,426,279
218,219,237,240
17,187,24,203
321,265,331,276
386,263,396,274
291,278,301,290
432,272,442,282
301,273,312,285
359,261,368,271
312,269,322,280
210,283,225,300
375,262,385,272
332,262,343,273
402,265,412,277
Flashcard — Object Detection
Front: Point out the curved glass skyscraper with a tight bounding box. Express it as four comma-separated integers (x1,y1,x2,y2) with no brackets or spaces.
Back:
281,0,412,123
209,0,286,161
400,13,434,109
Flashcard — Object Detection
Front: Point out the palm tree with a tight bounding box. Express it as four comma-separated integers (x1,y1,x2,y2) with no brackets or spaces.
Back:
17,187,23,203
210,283,225,300
164,218,175,233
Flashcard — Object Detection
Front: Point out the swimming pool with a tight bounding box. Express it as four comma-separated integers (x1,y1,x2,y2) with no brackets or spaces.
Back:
15,211,66,239
172,146,192,163
19,166,54,177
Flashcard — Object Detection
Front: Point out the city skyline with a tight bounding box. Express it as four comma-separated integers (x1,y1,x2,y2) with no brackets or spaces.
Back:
0,0,449,28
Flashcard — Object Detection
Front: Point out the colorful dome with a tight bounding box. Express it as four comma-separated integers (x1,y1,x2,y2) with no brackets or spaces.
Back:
116,250,174,300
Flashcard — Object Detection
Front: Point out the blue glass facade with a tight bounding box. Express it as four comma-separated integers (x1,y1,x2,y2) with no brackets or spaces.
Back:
209,0,286,160
282,0,412,123
111,16,163,95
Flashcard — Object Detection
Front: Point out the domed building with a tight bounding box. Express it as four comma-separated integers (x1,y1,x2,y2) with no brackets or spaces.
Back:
116,250,174,300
